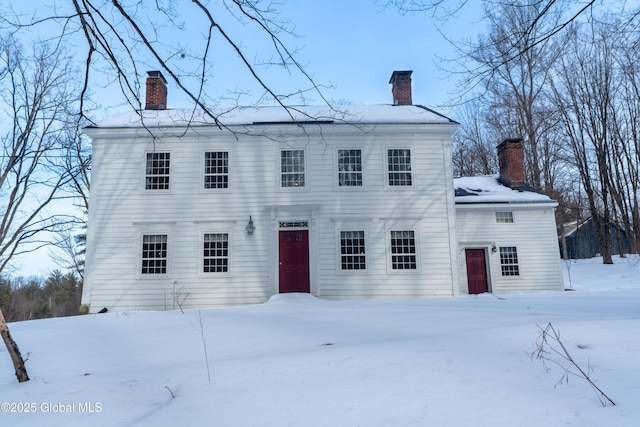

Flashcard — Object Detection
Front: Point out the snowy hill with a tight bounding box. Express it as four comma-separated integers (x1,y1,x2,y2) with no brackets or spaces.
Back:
1,256,639,426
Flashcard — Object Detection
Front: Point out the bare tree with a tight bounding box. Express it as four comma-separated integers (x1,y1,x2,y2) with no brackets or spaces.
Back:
51,121,91,279
384,1,638,65
62,123,90,215
461,1,566,192
50,229,86,279
549,22,621,264
0,308,28,382
381,0,469,17
0,34,83,382
0,35,80,274
0,0,330,124
606,27,640,255
451,98,498,177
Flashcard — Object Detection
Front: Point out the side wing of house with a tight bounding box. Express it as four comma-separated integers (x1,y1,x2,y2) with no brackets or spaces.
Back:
455,203,564,294
81,118,460,312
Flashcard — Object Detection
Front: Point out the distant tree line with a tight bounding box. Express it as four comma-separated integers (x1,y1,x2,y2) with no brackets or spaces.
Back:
0,271,82,323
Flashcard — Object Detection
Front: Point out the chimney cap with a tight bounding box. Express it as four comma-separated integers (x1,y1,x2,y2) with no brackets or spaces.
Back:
389,70,413,84
497,137,524,150
147,70,167,84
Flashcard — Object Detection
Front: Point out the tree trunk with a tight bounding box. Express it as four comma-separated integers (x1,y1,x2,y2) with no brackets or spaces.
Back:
0,309,29,383
558,217,569,259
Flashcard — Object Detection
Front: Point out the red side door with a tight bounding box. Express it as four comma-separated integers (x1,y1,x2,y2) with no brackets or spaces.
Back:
465,249,489,294
278,230,310,293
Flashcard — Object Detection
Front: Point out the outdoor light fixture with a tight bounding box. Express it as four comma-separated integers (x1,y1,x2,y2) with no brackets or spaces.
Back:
491,244,498,253
245,216,255,235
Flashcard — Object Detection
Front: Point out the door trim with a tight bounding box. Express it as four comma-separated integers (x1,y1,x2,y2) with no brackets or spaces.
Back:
278,229,310,293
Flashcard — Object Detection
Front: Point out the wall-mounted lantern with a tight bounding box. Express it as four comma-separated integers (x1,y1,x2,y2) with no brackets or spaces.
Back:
491,244,498,253
245,216,255,235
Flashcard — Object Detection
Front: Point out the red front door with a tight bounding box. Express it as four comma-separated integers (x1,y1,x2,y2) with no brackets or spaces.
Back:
279,230,310,293
465,249,489,294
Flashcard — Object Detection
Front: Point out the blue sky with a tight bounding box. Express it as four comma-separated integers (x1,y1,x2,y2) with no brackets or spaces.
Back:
271,0,473,108
184,0,482,113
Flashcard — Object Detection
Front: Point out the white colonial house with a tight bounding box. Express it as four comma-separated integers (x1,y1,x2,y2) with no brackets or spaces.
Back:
80,71,563,313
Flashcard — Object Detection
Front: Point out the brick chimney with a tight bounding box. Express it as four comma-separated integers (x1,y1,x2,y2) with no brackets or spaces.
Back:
389,70,413,105
497,137,525,188
145,70,167,110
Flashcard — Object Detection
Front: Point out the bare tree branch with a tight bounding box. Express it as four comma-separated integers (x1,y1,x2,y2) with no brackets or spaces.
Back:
1,1,334,127
0,35,81,274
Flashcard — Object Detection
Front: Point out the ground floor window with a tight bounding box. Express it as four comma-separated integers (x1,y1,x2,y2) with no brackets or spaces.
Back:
390,230,417,270
499,246,520,276
203,233,229,273
340,230,366,270
141,234,168,274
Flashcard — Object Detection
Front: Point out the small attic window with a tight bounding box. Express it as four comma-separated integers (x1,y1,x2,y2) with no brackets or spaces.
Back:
495,211,514,223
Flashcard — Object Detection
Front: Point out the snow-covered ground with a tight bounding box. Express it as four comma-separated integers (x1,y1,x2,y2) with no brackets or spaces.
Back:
1,256,639,426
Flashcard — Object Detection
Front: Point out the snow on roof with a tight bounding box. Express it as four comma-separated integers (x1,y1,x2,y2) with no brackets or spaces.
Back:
94,104,456,128
454,174,554,204
560,220,581,237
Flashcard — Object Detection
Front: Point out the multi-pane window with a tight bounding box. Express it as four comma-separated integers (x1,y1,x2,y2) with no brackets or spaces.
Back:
338,149,363,187
145,152,170,190
281,150,305,187
141,234,168,274
204,151,229,189
387,149,412,186
390,230,417,270
496,211,514,223
340,230,366,270
203,233,229,273
499,246,520,276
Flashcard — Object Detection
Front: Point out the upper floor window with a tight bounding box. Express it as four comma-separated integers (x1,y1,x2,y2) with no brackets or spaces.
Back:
340,230,366,270
496,211,514,223
387,149,412,186
281,150,305,187
204,151,229,189
145,152,170,190
390,230,417,270
203,233,229,273
338,149,363,187
141,234,168,274
499,246,520,276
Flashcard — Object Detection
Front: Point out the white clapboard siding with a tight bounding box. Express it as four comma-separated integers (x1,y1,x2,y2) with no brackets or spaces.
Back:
456,205,563,294
82,119,460,312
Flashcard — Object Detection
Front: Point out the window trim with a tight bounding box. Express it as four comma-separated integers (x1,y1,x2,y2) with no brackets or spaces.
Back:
139,233,170,277
199,231,232,277
335,147,365,190
387,228,421,273
385,146,415,189
202,150,231,192
499,246,520,277
144,151,171,191
336,228,368,274
279,148,307,189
